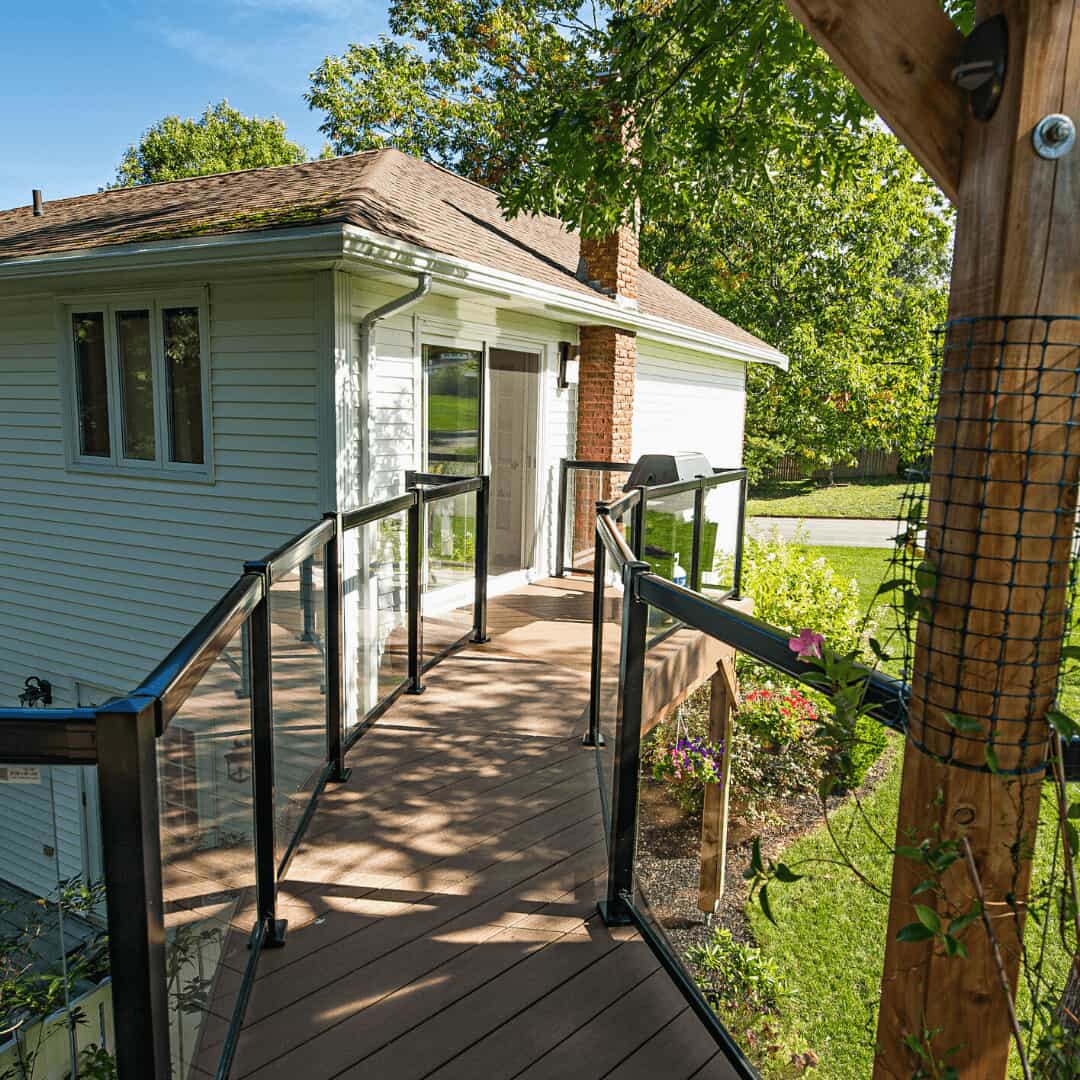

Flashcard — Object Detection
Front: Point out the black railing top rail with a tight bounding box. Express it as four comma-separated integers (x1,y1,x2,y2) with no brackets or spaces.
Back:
127,574,263,735
597,506,637,571
249,516,335,583
0,709,99,764
636,571,908,731
416,475,487,502
636,466,747,501
563,459,636,472
342,492,415,530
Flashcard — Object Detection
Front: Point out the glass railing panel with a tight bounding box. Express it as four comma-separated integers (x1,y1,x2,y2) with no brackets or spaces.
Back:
0,763,113,1079
565,467,631,572
423,492,476,661
642,489,697,638
633,637,731,1020
269,549,329,863
701,481,742,597
156,619,256,1080
351,510,410,725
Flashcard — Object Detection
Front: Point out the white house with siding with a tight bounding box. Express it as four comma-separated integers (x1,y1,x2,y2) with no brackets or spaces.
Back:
0,149,785,902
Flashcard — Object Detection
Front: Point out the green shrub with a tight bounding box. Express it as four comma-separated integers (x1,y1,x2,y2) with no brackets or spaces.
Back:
740,532,888,788
742,531,869,668
688,926,787,1011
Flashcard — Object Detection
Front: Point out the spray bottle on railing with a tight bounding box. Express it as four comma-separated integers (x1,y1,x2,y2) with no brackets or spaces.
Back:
672,552,687,589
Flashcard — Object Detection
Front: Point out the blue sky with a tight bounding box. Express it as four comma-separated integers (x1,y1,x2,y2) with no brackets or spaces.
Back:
1,0,391,210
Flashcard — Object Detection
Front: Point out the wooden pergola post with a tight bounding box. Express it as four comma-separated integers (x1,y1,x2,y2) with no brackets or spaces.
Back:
784,1,1080,1074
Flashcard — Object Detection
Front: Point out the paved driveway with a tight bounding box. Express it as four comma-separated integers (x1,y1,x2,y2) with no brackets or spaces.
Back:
748,516,899,548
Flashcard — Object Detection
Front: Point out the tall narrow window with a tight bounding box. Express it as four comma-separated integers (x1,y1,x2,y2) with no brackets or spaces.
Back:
163,307,204,465
72,312,110,457
116,309,155,460
423,345,482,476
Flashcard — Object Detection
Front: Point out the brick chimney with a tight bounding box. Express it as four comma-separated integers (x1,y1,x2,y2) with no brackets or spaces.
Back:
575,218,639,470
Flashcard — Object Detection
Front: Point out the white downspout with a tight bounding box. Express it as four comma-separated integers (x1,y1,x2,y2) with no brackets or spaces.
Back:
357,271,432,499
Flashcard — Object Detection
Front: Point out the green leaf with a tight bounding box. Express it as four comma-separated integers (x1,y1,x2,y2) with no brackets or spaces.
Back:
947,905,981,937
1061,646,1080,661
985,744,1000,773
944,712,982,734
943,934,968,959
1066,820,1079,858
913,904,942,934
897,922,936,943
775,863,803,883
912,879,937,896
868,638,893,663
895,845,926,861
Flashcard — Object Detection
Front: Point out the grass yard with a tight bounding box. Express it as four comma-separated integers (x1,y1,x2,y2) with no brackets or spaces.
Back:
747,477,912,520
744,747,1073,1078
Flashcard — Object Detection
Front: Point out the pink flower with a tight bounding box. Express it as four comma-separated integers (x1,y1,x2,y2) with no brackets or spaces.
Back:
789,628,824,661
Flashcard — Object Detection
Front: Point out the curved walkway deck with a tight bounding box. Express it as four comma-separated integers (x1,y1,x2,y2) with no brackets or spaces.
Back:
223,578,738,1080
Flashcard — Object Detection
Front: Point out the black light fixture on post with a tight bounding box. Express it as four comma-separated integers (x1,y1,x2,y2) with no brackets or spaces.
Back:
557,341,580,390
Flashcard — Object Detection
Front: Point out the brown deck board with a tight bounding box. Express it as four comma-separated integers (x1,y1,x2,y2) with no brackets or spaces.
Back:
223,577,742,1080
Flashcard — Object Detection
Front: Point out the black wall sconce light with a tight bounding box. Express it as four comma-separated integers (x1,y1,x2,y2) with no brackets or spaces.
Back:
19,677,52,707
557,341,580,390
225,737,252,784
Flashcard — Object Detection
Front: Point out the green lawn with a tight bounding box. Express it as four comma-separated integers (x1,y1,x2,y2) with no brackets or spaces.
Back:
742,749,1073,1078
747,478,913,520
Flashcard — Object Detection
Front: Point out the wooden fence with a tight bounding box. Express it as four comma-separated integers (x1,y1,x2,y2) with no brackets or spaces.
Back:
765,446,900,482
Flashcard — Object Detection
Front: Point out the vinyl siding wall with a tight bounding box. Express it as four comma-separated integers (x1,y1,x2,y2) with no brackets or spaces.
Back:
632,338,747,562
0,273,325,894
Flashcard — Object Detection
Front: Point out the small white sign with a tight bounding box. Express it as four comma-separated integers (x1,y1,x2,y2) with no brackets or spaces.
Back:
0,766,41,784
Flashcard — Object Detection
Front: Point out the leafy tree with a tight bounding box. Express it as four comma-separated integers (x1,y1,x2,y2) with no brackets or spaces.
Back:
651,131,951,477
307,0,952,472
109,101,307,188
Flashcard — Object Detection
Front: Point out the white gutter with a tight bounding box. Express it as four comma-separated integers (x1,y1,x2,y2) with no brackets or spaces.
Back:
0,222,788,370
339,226,789,370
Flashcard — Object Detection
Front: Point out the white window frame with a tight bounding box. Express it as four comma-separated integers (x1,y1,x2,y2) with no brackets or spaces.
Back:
57,288,213,481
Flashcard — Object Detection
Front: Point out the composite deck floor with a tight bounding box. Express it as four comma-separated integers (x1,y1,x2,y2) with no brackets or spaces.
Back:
221,577,738,1080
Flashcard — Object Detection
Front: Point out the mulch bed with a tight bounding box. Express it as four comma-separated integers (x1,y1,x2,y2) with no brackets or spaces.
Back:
634,745,898,961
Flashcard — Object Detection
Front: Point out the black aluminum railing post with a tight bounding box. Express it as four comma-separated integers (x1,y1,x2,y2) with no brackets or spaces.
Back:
473,476,490,643
242,568,287,947
690,481,706,591
555,459,569,577
583,517,608,748
407,488,425,694
732,473,748,599
600,559,649,926
323,512,352,782
95,697,171,1079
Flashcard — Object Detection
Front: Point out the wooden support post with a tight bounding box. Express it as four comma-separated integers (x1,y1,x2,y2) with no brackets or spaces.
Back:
872,3,1080,1076
699,655,737,914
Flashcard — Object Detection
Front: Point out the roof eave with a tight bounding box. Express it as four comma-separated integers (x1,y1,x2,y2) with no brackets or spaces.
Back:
0,221,788,370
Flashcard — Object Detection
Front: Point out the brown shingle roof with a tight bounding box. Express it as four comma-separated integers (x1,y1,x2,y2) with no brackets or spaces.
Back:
0,149,781,358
